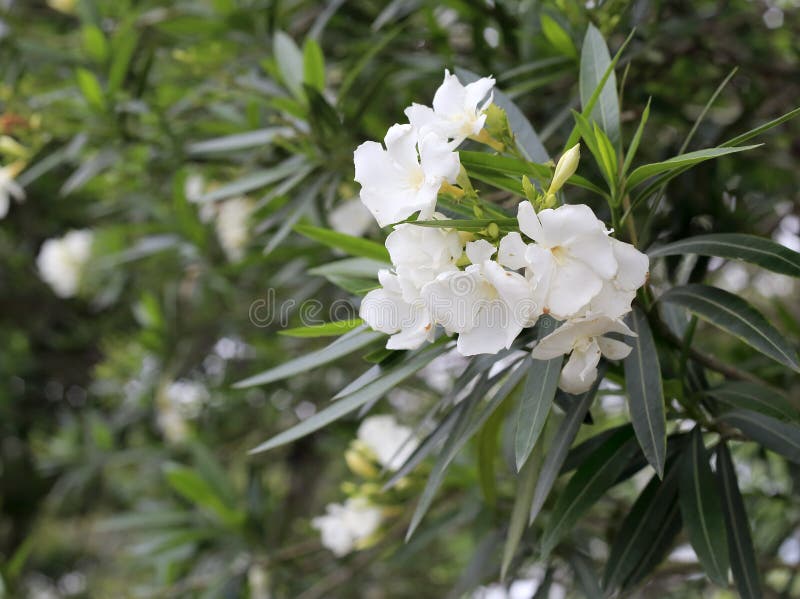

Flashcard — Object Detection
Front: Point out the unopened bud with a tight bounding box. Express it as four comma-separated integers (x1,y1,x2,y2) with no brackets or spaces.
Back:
345,449,379,479
548,144,580,195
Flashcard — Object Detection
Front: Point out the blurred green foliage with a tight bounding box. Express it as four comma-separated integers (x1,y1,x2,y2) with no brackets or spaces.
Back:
0,0,798,597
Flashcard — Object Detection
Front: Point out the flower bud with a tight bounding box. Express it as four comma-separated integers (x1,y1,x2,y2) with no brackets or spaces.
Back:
345,448,380,479
548,143,580,195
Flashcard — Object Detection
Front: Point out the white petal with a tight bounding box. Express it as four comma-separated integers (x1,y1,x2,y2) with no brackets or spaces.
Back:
597,336,633,360
517,200,545,244
559,344,601,394
588,282,636,320
404,103,438,132
565,230,617,280
482,260,539,328
463,76,495,112
545,258,603,319
611,238,650,290
353,140,395,189
383,123,419,172
465,239,496,265
538,203,608,246
456,307,512,356
431,69,467,116
497,232,529,270
419,132,460,183
0,193,8,219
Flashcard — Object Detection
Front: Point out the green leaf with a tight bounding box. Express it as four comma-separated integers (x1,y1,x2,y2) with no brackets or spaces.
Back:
75,67,106,111
81,24,108,63
716,442,763,598
163,464,243,528
719,409,800,464
294,224,390,262
302,38,325,91
234,326,384,388
622,497,682,589
648,233,800,278
514,356,562,471
408,218,518,233
502,449,542,579
626,145,761,189
273,31,305,100
707,381,797,422
308,257,387,279
678,429,729,584
249,343,447,455
279,318,363,338
659,284,800,372
720,105,800,148
540,426,636,556
108,24,138,94
540,14,577,59
197,155,308,203
622,98,650,175
579,24,620,147
624,306,667,478
603,461,680,592
186,127,294,155
459,150,551,181
529,374,603,524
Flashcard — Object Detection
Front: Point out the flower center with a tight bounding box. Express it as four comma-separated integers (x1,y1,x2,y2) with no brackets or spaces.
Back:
408,168,425,191
550,245,569,265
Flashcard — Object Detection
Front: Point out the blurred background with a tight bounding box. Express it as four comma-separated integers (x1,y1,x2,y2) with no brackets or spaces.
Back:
0,0,799,597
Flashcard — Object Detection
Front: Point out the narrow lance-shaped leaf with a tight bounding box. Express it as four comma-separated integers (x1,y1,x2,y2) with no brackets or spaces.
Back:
719,409,800,464
248,343,448,455
603,460,680,592
234,326,384,388
273,31,305,99
648,233,800,278
278,318,363,338
529,371,603,524
579,24,620,147
716,442,763,599
678,428,729,585
624,306,667,477
293,224,390,262
514,355,562,471
707,381,798,422
660,284,800,372
501,448,542,579
540,426,636,557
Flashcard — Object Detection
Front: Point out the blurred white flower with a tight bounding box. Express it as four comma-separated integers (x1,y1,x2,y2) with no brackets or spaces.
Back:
0,161,25,219
216,196,254,262
312,497,382,557
329,198,375,237
405,69,495,144
357,414,418,471
156,402,190,444
36,230,94,298
354,123,459,227
532,316,636,394
165,379,210,418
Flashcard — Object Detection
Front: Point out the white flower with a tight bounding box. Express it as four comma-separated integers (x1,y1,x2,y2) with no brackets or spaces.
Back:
499,201,617,319
36,230,94,298
156,402,190,444
385,219,463,294
215,196,253,262
424,239,537,356
357,414,419,471
531,316,636,394
164,380,210,419
360,269,434,350
584,238,649,319
329,198,375,238
354,124,460,227
312,497,383,557
404,69,495,144
0,162,25,219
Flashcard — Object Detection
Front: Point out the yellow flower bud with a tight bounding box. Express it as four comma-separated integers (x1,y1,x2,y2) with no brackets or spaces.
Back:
345,448,380,479
548,143,580,195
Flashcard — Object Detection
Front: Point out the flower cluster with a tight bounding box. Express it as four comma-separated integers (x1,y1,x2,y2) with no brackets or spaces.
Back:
353,71,649,394
312,415,419,556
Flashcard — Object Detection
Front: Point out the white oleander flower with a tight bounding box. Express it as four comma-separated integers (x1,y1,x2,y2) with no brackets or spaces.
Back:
405,69,495,144
36,230,94,298
357,414,419,471
385,219,463,294
164,380,210,419
360,269,434,350
354,123,460,227
498,201,617,319
0,162,26,219
215,196,253,262
584,238,649,319
531,316,636,394
424,239,537,356
312,497,383,557
156,402,190,444
329,198,375,238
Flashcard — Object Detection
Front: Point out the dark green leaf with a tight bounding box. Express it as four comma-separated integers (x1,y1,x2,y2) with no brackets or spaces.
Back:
660,284,800,372
678,429,729,584
163,464,243,528
186,127,293,155
622,98,650,175
514,356,561,471
502,448,541,579
716,442,762,598
707,381,797,422
719,409,800,464
624,306,667,477
648,233,800,278
294,224,390,262
541,426,636,556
